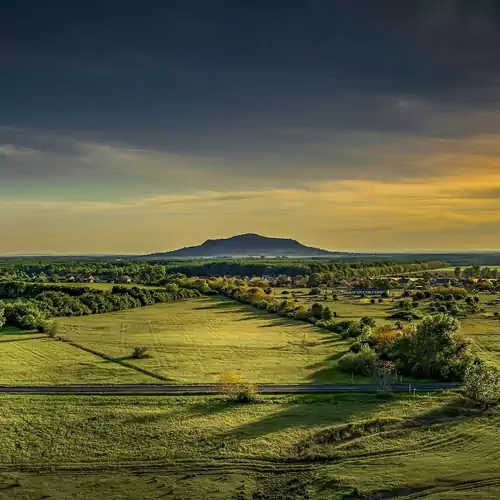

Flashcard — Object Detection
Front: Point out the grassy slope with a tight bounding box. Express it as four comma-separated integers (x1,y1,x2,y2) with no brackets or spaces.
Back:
57,296,353,384
1,393,499,499
280,289,500,367
0,334,158,385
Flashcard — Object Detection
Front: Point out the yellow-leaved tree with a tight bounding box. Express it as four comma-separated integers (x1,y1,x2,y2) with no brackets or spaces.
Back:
217,371,258,402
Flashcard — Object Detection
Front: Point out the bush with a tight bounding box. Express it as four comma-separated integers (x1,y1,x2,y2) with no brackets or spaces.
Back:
381,291,390,298
132,346,150,359
217,371,258,402
235,384,259,403
281,290,290,295
309,287,321,296
338,346,379,376
349,341,362,353
310,302,324,319
360,316,376,328
389,310,421,321
293,307,310,321
464,363,500,407
321,306,333,321
370,298,376,304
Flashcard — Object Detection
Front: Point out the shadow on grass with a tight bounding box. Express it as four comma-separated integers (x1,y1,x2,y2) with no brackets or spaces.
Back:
0,327,36,335
101,355,134,363
123,398,236,424
0,335,46,344
218,394,391,445
193,300,239,311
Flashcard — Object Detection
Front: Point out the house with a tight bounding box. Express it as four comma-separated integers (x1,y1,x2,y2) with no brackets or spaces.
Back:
432,278,453,286
83,275,95,283
344,288,389,296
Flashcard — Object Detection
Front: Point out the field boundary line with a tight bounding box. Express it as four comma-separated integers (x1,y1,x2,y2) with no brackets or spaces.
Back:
58,338,169,382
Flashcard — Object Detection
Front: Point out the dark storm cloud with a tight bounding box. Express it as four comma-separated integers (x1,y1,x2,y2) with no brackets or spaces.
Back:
2,0,500,182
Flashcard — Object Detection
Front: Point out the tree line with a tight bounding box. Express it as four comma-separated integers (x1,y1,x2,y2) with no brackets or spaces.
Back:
0,258,445,284
0,284,200,331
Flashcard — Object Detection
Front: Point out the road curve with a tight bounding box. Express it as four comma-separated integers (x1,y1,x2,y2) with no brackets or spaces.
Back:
0,383,461,395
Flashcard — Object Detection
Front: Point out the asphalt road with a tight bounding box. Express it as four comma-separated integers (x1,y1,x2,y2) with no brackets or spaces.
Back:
0,383,461,395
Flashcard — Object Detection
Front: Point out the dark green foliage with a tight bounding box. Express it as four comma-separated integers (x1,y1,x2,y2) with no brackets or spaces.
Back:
132,346,150,359
360,316,376,328
3,300,47,330
310,302,324,319
338,346,379,376
1,284,200,330
321,306,333,321
350,341,362,353
389,310,422,321
464,362,500,407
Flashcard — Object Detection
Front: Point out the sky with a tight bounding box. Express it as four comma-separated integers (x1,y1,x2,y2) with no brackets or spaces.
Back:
2,0,500,254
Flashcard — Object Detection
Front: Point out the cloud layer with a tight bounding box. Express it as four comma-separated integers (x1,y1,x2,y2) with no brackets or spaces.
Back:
3,1,500,253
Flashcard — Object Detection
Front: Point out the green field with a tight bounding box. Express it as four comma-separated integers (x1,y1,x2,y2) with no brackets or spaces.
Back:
57,296,353,384
0,332,158,385
276,289,500,365
1,392,499,499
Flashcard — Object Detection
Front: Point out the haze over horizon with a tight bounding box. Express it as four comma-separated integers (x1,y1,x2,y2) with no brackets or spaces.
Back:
3,0,500,254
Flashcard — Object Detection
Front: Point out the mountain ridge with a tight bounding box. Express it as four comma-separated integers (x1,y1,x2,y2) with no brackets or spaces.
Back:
145,233,340,258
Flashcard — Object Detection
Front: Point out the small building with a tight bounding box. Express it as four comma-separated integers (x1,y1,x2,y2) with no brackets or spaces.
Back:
344,288,389,296
432,278,453,286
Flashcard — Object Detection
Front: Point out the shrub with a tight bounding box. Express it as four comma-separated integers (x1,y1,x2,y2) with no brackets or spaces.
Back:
464,363,500,407
360,316,376,328
338,346,379,376
378,298,383,303
38,320,57,335
389,310,421,321
217,371,257,402
349,341,362,353
132,346,150,359
370,298,376,304
321,306,333,321
310,302,324,319
281,290,290,295
309,287,321,296
235,384,259,403
381,291,389,298
293,307,311,321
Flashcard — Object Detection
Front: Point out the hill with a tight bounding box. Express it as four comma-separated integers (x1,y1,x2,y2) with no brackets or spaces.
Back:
146,233,340,258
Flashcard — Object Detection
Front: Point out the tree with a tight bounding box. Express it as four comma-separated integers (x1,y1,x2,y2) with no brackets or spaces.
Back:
409,314,471,380
373,360,397,392
464,363,500,407
217,371,257,402
454,267,462,279
360,316,376,328
0,304,5,329
321,306,333,321
307,273,322,288
310,302,324,319
132,346,150,359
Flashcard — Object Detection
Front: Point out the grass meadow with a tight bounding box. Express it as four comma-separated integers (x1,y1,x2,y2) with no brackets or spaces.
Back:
1,392,499,499
275,289,500,367
0,333,158,385
57,296,353,384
